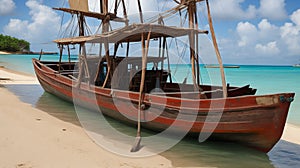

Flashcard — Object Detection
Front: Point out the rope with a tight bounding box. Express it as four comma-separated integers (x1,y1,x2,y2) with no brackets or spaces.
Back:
146,3,187,24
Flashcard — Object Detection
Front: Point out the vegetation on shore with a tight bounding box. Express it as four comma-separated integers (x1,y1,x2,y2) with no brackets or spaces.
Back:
0,34,30,52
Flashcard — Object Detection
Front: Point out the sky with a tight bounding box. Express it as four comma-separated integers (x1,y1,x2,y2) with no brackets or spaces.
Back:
0,0,300,65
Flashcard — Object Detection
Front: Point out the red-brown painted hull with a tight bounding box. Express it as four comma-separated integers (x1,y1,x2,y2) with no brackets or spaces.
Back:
33,59,294,153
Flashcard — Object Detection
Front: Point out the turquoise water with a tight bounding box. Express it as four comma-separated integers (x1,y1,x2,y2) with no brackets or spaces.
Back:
0,54,77,74
1,54,300,167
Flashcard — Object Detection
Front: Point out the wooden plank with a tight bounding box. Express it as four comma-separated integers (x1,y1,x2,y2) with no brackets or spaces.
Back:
53,8,126,22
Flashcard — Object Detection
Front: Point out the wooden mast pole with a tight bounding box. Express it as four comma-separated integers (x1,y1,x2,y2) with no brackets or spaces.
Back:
102,0,112,88
194,6,200,85
131,0,147,152
137,0,144,23
121,0,129,26
58,44,63,72
206,0,227,98
187,0,198,91
94,43,103,83
67,45,71,69
122,0,130,74
100,0,103,13
76,10,87,87
78,13,85,37
161,37,166,71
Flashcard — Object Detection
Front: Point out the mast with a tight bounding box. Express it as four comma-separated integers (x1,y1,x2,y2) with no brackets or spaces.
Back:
54,0,130,88
78,13,85,37
194,5,200,85
76,1,89,88
101,0,112,88
205,0,227,98
186,0,199,91
137,0,144,23
94,0,128,85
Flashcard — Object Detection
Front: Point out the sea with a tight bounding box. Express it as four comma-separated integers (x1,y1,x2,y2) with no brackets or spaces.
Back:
1,54,300,168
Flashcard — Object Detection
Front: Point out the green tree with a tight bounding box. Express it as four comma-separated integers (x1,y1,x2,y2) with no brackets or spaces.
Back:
0,34,30,52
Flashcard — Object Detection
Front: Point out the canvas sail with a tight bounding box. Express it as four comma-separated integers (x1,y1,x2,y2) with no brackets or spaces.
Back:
69,0,89,12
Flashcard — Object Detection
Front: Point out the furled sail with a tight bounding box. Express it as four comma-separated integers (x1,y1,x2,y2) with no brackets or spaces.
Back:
68,0,89,12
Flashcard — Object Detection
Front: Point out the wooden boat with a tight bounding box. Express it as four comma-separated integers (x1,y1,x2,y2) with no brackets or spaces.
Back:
33,0,294,153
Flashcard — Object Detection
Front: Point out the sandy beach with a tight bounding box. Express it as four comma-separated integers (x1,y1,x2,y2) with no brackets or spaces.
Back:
0,51,12,55
0,67,172,168
1,67,300,168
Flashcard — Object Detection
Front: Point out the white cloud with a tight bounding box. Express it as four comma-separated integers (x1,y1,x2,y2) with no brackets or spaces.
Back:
4,0,61,51
207,0,288,21
280,10,300,38
259,0,287,20
4,19,29,37
219,10,300,64
210,0,257,20
258,19,274,30
236,22,257,46
255,41,280,55
257,19,280,39
236,19,281,48
290,9,300,26
0,0,15,15
279,10,300,55
280,23,299,38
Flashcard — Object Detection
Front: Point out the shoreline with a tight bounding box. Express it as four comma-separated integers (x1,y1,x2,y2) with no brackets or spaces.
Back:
0,65,35,77
0,51,12,55
0,67,172,167
1,67,300,167
0,66,38,84
0,50,57,55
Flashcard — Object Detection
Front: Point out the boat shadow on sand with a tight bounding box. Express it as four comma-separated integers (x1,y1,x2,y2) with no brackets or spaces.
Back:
4,84,300,168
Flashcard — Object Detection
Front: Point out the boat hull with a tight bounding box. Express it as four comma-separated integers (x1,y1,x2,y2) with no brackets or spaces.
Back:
33,59,294,153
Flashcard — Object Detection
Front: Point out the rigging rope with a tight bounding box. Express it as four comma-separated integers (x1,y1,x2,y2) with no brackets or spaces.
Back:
146,3,187,23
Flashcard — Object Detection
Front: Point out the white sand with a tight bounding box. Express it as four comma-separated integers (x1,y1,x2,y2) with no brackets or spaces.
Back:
1,67,300,167
282,123,300,145
0,51,11,55
0,67,38,84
